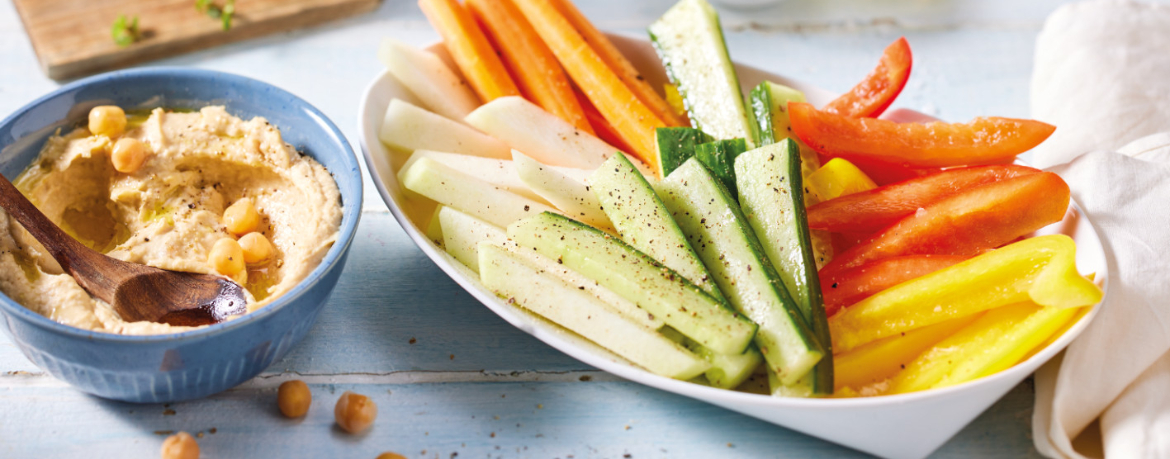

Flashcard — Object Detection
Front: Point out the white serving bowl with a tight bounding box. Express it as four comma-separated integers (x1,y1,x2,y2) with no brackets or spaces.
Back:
357,34,1108,459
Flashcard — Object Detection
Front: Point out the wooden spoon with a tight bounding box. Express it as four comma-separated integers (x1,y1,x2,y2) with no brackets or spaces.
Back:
0,173,246,327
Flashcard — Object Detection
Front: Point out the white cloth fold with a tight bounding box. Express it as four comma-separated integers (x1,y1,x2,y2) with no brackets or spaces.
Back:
1030,1,1170,458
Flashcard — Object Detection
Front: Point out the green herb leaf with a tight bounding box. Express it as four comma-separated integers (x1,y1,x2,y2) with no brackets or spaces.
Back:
221,0,235,31
111,14,140,47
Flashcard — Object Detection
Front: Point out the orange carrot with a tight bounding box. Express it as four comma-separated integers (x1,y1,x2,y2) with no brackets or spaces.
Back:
466,0,593,134
513,0,665,173
419,0,519,103
574,89,633,153
548,0,687,128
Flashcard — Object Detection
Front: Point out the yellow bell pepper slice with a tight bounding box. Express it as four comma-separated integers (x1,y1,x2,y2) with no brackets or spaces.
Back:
834,314,980,392
887,301,1080,394
807,158,878,202
829,234,1102,353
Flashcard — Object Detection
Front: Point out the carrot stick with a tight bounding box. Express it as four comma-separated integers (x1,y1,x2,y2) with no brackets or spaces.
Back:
466,0,593,134
574,88,633,153
513,0,665,173
419,0,519,102
548,0,687,128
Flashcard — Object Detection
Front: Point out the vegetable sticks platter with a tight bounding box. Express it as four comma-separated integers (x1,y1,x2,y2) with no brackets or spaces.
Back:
356,0,1107,454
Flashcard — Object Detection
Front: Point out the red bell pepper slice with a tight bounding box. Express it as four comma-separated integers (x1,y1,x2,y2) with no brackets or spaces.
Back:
820,171,1070,273
789,102,1057,168
823,37,912,118
842,157,941,186
808,164,1041,233
821,255,968,317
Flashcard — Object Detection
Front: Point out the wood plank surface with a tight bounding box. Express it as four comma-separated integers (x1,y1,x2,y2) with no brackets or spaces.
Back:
13,0,381,79
2,0,1160,457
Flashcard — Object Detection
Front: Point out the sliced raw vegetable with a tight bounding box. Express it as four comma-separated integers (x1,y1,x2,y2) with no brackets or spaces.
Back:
479,241,708,379
735,141,833,394
513,150,613,231
400,150,540,204
649,0,755,146
750,82,821,179
829,235,1103,353
425,205,445,246
575,89,634,154
888,302,1079,394
401,156,557,228
789,102,1057,168
466,96,628,171
380,99,511,159
821,254,968,316
822,171,1070,273
507,212,757,354
419,0,520,102
590,152,724,301
547,0,686,127
805,158,877,202
661,327,763,389
497,240,663,330
822,37,912,118
466,0,592,134
401,150,592,202
654,127,712,178
514,0,666,170
807,164,1041,233
657,159,823,384
439,206,508,273
693,138,747,197
834,314,978,392
377,39,480,121
769,370,812,398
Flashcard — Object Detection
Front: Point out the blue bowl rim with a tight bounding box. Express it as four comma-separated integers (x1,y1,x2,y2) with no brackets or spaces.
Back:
0,66,363,343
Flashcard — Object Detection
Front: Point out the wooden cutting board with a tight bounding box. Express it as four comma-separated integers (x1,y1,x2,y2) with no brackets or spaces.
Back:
14,0,382,80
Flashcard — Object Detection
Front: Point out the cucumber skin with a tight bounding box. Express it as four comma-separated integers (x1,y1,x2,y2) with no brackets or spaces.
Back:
655,127,713,177
736,140,834,395
508,212,757,355
657,159,824,384
591,152,727,303
648,0,756,146
693,138,748,198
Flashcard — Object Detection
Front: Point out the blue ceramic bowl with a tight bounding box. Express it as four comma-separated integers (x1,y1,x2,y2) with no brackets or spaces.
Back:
0,68,362,403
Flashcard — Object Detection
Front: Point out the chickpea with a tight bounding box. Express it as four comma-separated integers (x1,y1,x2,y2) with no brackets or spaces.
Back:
239,232,274,264
223,198,261,235
160,431,200,459
376,453,407,459
334,391,377,434
111,138,149,173
88,105,127,138
277,380,311,418
208,237,245,276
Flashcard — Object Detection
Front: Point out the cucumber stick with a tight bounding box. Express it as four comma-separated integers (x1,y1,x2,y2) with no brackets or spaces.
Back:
656,159,823,384
655,127,712,177
649,0,754,147
507,212,756,355
478,242,708,380
401,156,556,228
749,82,835,268
694,138,748,197
736,140,834,394
750,81,822,190
589,153,725,302
439,206,506,273
661,327,762,389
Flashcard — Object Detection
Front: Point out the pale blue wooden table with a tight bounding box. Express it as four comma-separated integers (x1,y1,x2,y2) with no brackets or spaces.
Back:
0,1,1097,457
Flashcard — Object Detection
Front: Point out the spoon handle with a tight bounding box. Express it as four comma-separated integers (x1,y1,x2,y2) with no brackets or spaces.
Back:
0,172,123,302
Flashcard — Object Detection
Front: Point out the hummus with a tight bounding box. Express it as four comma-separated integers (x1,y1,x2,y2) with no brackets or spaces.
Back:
0,106,342,334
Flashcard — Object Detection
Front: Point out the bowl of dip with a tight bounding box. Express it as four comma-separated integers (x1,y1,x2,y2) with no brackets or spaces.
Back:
0,67,362,403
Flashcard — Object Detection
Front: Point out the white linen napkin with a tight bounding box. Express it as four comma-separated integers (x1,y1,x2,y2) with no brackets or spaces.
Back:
1029,1,1170,457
